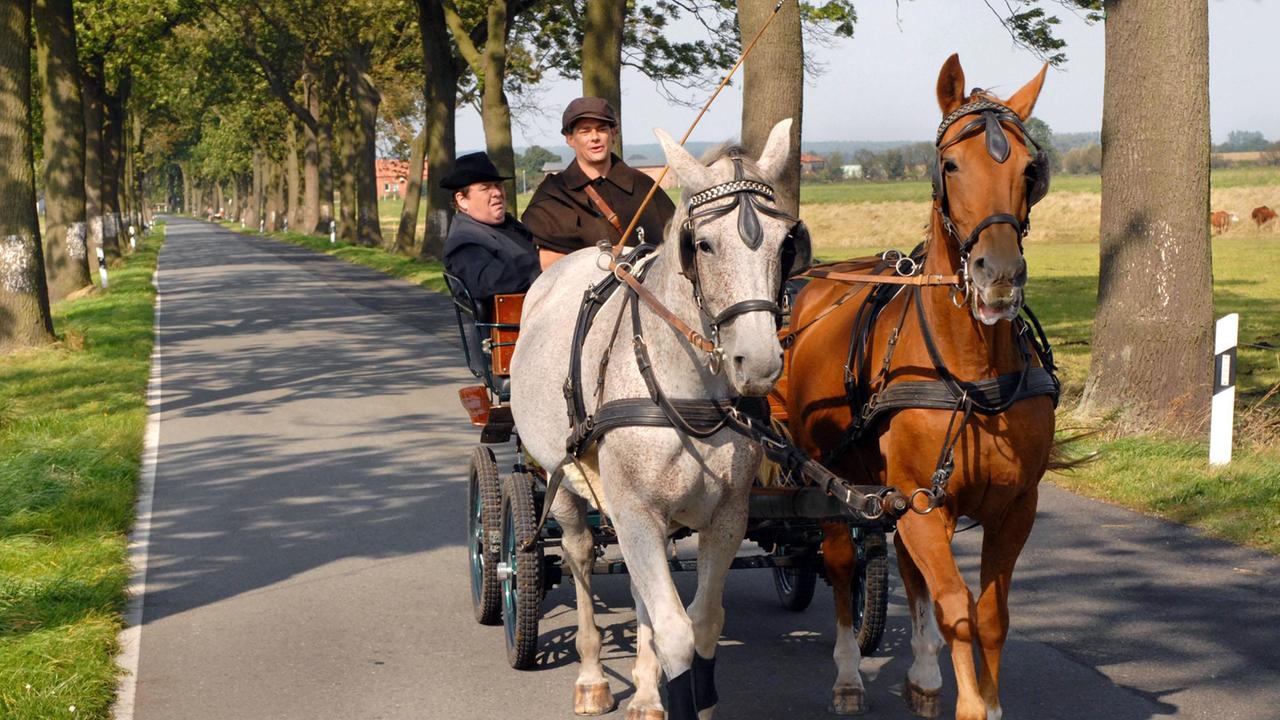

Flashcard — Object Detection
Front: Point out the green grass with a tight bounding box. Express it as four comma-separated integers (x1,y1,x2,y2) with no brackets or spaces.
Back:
797,164,1280,205
1023,237,1280,401
0,224,163,720
1052,437,1280,554
221,222,448,294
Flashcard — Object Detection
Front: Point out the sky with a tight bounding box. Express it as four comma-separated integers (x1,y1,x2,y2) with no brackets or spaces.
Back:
453,0,1279,154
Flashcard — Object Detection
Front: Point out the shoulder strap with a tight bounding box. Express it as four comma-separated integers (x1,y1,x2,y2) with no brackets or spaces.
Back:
583,183,624,235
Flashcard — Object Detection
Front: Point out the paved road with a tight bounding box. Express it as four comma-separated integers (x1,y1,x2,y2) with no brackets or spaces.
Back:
132,217,1280,720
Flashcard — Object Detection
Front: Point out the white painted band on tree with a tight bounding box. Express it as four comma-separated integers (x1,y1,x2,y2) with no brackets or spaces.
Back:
1209,313,1238,466
67,221,88,260
1,233,37,294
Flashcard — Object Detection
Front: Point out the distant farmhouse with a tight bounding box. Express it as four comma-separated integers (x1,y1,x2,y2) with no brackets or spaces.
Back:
375,159,428,200
799,152,827,176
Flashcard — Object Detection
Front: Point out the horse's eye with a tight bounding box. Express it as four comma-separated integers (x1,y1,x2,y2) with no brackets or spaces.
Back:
943,159,959,173
696,239,714,254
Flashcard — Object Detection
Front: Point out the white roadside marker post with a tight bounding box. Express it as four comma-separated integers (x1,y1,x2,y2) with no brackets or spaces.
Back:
129,225,136,250
1209,313,1238,466
259,217,265,233
96,246,109,288
329,220,336,244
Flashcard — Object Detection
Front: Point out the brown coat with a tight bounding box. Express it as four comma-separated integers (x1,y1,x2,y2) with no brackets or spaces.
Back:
521,155,676,254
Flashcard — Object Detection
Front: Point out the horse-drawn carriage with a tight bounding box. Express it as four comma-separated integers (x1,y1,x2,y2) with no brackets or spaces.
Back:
438,50,1063,720
446,271,895,671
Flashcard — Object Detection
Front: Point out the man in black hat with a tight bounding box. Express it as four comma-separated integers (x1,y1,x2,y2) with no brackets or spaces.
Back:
522,97,676,269
442,152,540,302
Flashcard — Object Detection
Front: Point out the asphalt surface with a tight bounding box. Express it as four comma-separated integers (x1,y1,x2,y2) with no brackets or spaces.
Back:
132,217,1280,720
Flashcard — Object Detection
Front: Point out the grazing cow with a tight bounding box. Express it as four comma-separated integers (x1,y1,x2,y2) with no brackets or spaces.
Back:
1253,205,1277,228
1211,210,1238,234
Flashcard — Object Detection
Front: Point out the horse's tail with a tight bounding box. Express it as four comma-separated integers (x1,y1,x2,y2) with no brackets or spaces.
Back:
1046,429,1101,473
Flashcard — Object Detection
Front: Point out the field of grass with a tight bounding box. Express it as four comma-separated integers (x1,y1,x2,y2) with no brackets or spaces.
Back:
0,224,163,719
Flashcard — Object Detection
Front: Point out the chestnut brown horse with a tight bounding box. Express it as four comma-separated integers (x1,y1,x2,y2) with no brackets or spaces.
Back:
786,55,1057,720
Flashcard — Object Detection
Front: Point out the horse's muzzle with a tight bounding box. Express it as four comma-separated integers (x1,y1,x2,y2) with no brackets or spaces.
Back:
971,282,1022,325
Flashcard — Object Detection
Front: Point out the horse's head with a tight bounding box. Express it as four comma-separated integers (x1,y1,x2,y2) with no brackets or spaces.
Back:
933,54,1050,325
656,119,807,396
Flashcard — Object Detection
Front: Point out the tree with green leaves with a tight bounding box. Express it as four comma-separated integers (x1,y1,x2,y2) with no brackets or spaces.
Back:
1,0,56,353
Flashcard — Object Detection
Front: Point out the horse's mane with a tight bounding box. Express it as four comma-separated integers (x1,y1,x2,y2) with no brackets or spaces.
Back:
699,142,763,178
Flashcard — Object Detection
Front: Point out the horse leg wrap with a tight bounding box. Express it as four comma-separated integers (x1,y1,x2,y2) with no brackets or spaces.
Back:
692,652,718,712
665,669,697,720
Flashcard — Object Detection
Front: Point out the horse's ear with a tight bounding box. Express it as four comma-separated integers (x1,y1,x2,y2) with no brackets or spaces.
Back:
1004,63,1049,120
756,118,794,183
936,53,966,116
655,127,712,192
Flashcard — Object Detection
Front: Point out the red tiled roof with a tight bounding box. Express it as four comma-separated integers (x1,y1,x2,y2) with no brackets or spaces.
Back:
375,158,427,181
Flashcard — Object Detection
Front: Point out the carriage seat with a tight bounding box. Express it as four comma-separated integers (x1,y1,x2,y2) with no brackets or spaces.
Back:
443,273,523,402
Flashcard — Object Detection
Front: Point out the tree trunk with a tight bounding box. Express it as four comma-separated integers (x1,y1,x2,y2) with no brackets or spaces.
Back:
396,125,427,254
100,88,124,260
1080,0,1212,435
34,0,91,299
264,158,280,231
346,43,383,247
313,71,336,233
582,0,625,155
335,104,359,244
82,65,104,272
418,0,456,259
480,1,517,211
272,157,286,230
1,0,55,351
246,150,262,231
287,121,301,230
301,109,321,231
739,0,802,216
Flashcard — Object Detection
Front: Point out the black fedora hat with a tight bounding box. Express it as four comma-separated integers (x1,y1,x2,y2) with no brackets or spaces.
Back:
440,152,512,190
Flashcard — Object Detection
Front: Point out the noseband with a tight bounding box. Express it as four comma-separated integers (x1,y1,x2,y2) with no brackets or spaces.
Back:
932,98,1049,263
678,153,805,349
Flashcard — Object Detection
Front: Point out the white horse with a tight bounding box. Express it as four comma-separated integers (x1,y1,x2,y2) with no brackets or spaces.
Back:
510,120,798,720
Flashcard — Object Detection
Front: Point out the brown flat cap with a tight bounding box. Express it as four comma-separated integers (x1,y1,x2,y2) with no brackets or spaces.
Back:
561,97,617,135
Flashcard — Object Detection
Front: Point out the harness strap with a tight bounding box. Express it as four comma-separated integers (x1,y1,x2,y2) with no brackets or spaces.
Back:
802,268,961,286
861,367,1059,429
616,267,717,353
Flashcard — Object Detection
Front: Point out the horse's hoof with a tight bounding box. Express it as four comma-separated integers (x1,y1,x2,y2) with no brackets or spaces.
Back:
829,685,867,715
574,681,615,716
624,706,666,720
904,679,941,718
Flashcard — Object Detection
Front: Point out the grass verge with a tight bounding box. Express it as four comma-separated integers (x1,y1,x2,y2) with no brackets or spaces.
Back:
221,221,448,295
0,222,164,720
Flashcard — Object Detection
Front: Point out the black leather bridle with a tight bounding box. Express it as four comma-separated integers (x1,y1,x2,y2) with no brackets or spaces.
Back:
677,153,810,351
932,98,1050,261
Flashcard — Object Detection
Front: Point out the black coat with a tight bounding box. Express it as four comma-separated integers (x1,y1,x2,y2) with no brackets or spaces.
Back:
444,212,540,301
521,155,675,254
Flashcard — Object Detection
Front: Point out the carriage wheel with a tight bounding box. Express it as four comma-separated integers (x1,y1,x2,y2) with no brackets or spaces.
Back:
853,529,890,656
771,544,818,612
468,446,503,625
500,472,543,670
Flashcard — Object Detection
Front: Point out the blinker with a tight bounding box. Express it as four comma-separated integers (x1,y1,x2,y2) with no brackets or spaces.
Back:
984,111,1010,163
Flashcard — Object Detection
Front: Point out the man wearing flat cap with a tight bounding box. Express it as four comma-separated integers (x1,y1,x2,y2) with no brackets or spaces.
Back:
522,97,676,269
443,152,540,301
